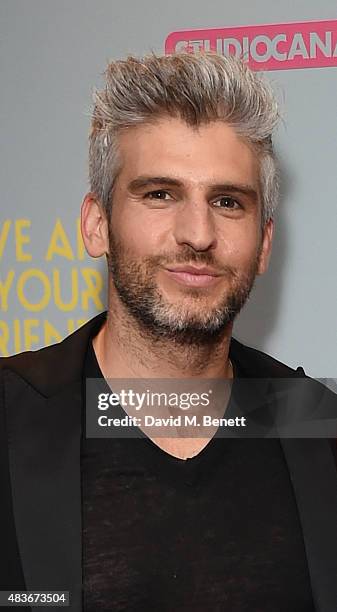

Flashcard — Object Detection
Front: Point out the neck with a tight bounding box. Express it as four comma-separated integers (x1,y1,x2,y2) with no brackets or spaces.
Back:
93,300,234,381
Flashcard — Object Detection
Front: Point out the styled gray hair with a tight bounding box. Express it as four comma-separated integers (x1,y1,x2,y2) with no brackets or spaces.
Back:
89,52,281,226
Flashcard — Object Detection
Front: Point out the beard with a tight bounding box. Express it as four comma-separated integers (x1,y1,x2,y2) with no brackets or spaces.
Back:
107,228,262,347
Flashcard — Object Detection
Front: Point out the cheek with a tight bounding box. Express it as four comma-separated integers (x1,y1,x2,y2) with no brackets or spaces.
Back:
112,211,162,257
217,226,260,265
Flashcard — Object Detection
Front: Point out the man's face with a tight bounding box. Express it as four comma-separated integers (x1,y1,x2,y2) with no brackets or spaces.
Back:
106,116,273,344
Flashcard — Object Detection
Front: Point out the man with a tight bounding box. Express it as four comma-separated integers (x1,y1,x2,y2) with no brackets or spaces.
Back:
1,53,336,612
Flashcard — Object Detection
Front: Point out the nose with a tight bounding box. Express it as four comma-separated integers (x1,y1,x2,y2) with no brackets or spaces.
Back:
172,198,217,252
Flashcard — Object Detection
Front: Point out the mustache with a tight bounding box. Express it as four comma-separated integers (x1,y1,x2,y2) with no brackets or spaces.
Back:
146,253,236,277
109,231,219,268
108,245,239,279
107,232,258,280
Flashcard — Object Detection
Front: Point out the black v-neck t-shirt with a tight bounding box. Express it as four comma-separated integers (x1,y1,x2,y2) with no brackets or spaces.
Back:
81,339,314,611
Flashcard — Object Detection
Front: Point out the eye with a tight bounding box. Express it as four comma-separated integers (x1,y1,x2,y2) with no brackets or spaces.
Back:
144,190,172,200
212,196,241,210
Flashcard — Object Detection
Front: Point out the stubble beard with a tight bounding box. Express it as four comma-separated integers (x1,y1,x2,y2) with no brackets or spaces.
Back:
107,228,262,347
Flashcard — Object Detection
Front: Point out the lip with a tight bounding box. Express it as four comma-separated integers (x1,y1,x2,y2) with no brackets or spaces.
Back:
164,266,223,288
165,265,221,276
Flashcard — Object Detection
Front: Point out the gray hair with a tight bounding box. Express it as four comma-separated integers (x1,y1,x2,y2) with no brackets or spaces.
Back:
89,52,281,226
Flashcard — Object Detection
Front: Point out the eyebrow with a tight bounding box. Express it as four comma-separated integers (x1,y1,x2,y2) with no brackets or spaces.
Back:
127,176,259,203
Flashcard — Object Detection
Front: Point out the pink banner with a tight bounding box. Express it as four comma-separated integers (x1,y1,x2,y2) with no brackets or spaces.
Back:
165,19,337,71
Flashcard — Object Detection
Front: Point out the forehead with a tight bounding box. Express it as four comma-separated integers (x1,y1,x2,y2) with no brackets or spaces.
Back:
116,116,259,189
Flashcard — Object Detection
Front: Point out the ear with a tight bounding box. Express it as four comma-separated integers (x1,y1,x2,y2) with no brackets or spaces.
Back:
257,218,274,275
81,193,109,257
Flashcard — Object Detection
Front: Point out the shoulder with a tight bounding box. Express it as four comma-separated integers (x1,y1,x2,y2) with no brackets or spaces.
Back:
230,336,305,378
0,343,63,387
230,337,336,416
0,311,107,396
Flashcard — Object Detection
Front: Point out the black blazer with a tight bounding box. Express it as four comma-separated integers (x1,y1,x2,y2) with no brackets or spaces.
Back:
1,311,336,612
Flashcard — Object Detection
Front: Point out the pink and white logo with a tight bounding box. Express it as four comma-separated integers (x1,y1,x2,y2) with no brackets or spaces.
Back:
165,19,337,71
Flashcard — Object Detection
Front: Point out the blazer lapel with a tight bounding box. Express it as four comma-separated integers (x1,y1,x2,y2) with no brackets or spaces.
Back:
281,438,337,612
231,338,337,611
4,369,83,612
